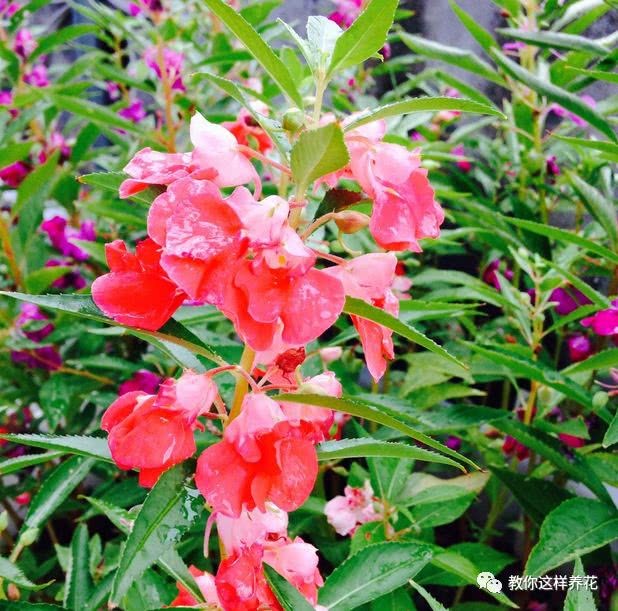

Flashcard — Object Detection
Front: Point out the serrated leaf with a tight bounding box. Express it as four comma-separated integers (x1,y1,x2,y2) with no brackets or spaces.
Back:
77,171,162,207
65,523,93,610
275,392,476,471
201,0,302,106
316,439,464,470
489,48,616,142
20,456,96,541
0,450,63,476
564,557,597,611
1,292,227,366
291,123,349,194
344,96,505,131
263,564,314,611
344,296,465,368
526,498,618,576
0,556,49,590
318,542,432,610
110,465,203,605
0,434,112,462
603,411,618,448
328,0,398,76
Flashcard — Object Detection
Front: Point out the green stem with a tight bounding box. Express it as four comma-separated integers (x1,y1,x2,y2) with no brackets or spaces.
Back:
228,345,256,424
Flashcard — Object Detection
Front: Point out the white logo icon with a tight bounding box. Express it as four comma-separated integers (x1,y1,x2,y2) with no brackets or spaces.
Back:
477,571,503,593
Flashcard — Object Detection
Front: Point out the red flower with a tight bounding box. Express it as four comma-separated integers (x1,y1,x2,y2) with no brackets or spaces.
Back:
102,371,216,486
92,238,186,331
169,565,220,607
196,394,318,517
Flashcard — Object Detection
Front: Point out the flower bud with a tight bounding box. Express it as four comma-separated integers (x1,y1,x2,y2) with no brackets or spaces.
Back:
593,391,609,410
0,511,8,533
18,527,39,548
319,347,342,364
282,107,305,133
7,583,20,601
334,210,370,234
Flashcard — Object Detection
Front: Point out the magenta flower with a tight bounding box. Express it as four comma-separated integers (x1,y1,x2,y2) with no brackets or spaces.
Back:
41,216,96,262
546,155,560,176
119,99,147,123
15,303,54,342
144,47,185,92
446,436,462,451
118,369,162,395
567,333,593,363
0,161,30,187
0,0,20,17
482,259,514,290
39,131,71,164
502,41,526,54
45,259,87,290
581,300,618,336
452,144,472,172
106,81,121,101
128,0,162,15
0,90,18,118
328,0,362,28
550,286,592,315
549,95,596,127
24,64,49,88
13,29,37,59
10,304,61,371
11,346,62,371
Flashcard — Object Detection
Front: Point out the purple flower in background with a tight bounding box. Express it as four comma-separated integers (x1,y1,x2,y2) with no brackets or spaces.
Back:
502,41,526,54
15,303,54,342
144,47,185,92
328,0,362,28
128,0,163,15
452,144,472,173
546,155,560,176
118,369,163,395
482,259,514,290
24,64,49,88
445,436,461,451
381,42,391,60
0,161,30,187
45,259,87,290
0,90,18,118
549,94,596,127
119,99,147,123
11,304,61,371
567,333,593,363
39,131,71,164
41,216,96,262
0,0,20,17
11,346,62,371
550,286,592,315
13,29,37,59
581,300,618,337
106,81,121,101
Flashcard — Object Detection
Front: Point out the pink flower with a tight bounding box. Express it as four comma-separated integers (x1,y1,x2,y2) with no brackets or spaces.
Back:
15,303,54,342
452,144,472,172
13,29,37,59
558,433,586,449
546,155,560,176
550,286,591,316
0,90,18,118
196,393,318,517
325,253,398,381
147,177,247,305
0,161,30,187
106,81,121,100
320,346,342,364
24,64,49,88
118,99,146,123
223,258,345,351
223,103,273,154
91,238,186,331
482,258,514,290
567,334,593,363
324,481,383,536
144,46,185,91
328,0,362,28
581,300,618,337
102,370,216,486
0,0,20,17
118,369,162,395
170,566,220,607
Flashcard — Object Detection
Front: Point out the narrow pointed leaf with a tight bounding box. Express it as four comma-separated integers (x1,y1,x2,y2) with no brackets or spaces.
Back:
497,27,610,55
263,564,314,611
0,557,49,590
0,434,112,462
65,524,93,610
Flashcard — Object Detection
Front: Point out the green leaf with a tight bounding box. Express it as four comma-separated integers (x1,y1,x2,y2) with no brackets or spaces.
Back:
65,523,93,610
328,0,398,76
493,419,612,505
568,172,618,248
465,343,597,412
449,1,498,52
408,579,448,611
31,24,97,60
201,0,302,107
497,28,610,55
77,171,162,207
50,95,143,134
275,393,477,471
555,135,618,161
0,557,48,590
564,557,597,611
110,465,202,605
1,292,227,366
0,434,112,462
344,96,505,131
565,67,618,85
401,33,505,86
526,497,618,576
563,349,618,375
194,72,290,161
20,456,96,542
24,266,72,294
491,467,573,525
291,123,349,194
502,216,618,265
344,296,465,369
263,564,314,611
603,411,618,448
489,48,617,142
408,486,476,527
0,142,32,168
318,542,433,610
0,451,63,476
316,438,464,470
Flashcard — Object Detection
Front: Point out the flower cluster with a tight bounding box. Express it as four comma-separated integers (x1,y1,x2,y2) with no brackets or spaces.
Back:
93,106,442,607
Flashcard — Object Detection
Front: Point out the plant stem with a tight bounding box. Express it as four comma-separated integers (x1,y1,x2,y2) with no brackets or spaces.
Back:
0,215,22,290
228,345,256,424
